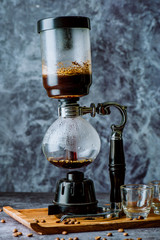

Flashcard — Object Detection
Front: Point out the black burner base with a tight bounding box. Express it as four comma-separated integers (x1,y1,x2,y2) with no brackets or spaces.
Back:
48,171,98,215
48,201,98,215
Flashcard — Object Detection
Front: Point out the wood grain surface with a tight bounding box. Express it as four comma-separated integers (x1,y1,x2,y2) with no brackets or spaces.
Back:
3,206,160,235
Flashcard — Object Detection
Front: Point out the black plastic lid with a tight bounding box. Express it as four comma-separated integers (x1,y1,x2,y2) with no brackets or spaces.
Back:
37,16,91,33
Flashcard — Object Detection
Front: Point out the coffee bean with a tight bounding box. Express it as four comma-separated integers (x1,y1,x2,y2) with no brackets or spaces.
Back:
68,238,73,240
33,219,39,223
102,238,107,240
137,238,142,240
123,232,128,236
95,237,101,240
74,237,79,240
13,233,19,237
66,219,71,222
55,238,60,240
107,232,112,236
0,208,3,212
41,219,46,223
64,221,69,224
17,232,22,236
27,233,33,237
75,221,80,224
0,219,5,223
56,220,61,223
118,228,124,232
62,231,68,235
61,238,65,240
13,229,18,233
70,218,75,222
138,216,144,220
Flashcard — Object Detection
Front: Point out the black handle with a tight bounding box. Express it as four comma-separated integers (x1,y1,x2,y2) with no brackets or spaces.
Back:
93,101,127,210
109,138,125,210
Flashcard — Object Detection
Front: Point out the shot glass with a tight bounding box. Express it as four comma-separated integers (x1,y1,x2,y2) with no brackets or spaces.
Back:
149,180,160,215
120,184,153,219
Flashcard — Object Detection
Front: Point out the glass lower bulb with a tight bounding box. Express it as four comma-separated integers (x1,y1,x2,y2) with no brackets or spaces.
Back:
42,116,101,169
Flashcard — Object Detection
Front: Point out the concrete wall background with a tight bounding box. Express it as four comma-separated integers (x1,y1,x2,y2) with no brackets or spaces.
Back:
0,0,160,193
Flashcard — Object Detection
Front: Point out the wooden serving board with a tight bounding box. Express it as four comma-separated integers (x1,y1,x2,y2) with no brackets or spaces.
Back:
3,206,160,235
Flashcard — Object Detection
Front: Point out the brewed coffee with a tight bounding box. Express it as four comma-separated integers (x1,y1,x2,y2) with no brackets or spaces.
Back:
42,61,92,98
48,158,93,169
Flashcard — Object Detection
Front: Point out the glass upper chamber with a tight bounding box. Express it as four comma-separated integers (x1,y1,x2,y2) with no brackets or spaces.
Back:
38,16,92,98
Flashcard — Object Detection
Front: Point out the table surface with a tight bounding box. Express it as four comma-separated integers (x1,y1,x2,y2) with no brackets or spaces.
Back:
0,192,160,240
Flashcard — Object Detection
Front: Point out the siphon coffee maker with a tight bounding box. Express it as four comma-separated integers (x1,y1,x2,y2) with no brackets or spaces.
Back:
37,16,127,218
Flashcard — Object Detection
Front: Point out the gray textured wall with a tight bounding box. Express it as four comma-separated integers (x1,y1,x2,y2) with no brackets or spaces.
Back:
0,0,160,193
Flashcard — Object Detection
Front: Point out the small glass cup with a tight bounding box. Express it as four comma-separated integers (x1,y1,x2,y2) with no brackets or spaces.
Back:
149,180,160,215
121,184,153,219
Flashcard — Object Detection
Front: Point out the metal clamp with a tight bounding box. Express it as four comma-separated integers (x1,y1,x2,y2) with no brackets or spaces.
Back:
58,100,127,138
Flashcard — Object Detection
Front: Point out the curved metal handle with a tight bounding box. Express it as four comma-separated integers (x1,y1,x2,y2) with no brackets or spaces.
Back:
96,102,127,140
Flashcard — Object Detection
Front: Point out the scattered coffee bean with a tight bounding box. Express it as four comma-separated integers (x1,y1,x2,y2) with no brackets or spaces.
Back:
41,219,46,223
123,232,128,236
66,219,70,222
62,231,68,235
61,238,65,240
64,221,69,224
13,232,22,237
27,233,33,237
17,232,22,236
0,208,2,212
137,238,142,240
74,237,79,240
138,216,144,220
107,232,112,236
55,238,60,240
13,229,18,233
33,219,39,223
95,236,101,240
68,238,73,240
56,220,61,223
0,219,5,223
13,233,19,237
70,218,75,221
118,228,124,232
75,221,80,224
102,238,107,240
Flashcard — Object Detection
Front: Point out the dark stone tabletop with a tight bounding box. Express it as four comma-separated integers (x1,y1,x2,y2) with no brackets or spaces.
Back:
0,193,159,240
